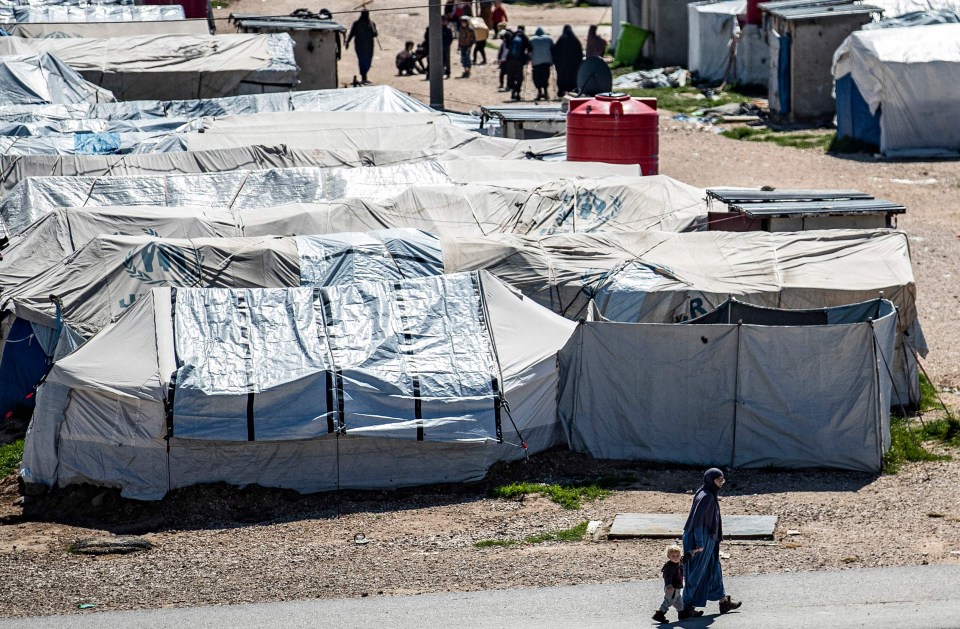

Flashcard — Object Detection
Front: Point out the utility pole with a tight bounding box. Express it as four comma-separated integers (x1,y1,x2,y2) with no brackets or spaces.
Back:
428,0,444,110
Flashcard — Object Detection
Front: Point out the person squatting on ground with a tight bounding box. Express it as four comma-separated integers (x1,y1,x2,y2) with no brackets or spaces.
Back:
396,40,417,76
552,24,583,98
529,27,553,100
681,468,743,619
652,544,686,624
505,25,531,100
346,9,378,84
458,16,476,77
472,17,488,65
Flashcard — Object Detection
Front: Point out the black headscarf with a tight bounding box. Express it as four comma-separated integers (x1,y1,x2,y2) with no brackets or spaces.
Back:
683,468,724,541
552,24,583,93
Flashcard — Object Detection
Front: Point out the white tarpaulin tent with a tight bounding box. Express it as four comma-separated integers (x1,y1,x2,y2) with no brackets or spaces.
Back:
832,23,960,156
0,33,298,100
0,230,444,420
440,229,924,404
0,176,705,289
558,298,897,472
0,160,645,235
22,272,576,499
7,20,212,38
0,53,114,106
3,4,185,23
688,1,767,85
0,140,571,200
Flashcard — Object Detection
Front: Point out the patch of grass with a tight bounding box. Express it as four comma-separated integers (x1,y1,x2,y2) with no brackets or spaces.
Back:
491,481,612,510
918,418,960,447
473,521,589,547
918,372,940,412
721,126,835,150
624,86,752,114
0,439,24,477
882,418,949,474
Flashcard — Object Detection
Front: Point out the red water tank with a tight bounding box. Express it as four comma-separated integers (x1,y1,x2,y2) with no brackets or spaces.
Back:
566,93,659,175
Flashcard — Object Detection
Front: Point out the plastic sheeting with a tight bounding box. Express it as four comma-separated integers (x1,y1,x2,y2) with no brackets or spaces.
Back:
0,33,298,101
832,23,960,156
7,19,210,37
1,231,444,341
688,1,768,85
558,298,897,472
0,85,435,122
174,277,499,442
441,228,924,405
0,53,114,105
3,4,184,23
0,160,642,234
0,139,569,201
23,272,577,498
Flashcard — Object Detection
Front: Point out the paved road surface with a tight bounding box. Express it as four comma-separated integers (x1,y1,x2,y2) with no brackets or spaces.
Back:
4,564,959,628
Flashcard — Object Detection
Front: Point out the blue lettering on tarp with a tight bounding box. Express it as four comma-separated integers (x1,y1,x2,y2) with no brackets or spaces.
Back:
689,298,707,319
119,294,137,309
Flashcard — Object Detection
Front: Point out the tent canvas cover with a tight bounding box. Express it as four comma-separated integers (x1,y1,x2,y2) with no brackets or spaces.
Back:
833,23,960,156
0,33,298,100
0,53,114,106
559,298,897,472
22,272,576,499
0,160,644,236
440,229,924,405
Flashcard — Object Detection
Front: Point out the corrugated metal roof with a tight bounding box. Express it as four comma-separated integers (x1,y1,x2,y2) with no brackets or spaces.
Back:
480,106,567,123
729,199,905,218
758,0,850,13
765,3,882,19
707,188,873,203
229,14,346,32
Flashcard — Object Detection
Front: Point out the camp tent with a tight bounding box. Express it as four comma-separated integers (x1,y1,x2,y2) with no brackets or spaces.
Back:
558,298,897,472
0,139,571,200
0,230,443,419
688,0,767,85
0,160,649,236
0,33,298,100
440,229,924,405
832,23,960,156
22,272,576,499
0,53,114,106
1,4,185,23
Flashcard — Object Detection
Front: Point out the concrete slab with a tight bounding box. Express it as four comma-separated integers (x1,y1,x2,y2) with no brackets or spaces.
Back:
608,513,777,540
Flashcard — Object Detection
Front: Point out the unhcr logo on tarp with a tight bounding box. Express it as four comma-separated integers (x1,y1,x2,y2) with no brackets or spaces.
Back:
549,188,624,234
120,243,204,309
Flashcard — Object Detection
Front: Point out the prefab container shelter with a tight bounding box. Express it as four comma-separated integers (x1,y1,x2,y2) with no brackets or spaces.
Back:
763,0,881,121
21,272,577,499
558,298,897,472
229,14,346,91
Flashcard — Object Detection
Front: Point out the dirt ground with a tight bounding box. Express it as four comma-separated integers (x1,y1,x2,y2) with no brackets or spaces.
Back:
0,1,959,619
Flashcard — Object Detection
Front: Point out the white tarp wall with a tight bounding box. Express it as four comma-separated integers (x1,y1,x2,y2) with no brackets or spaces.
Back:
832,23,960,156
0,53,114,106
22,272,576,499
688,1,767,85
559,299,897,471
0,33,297,100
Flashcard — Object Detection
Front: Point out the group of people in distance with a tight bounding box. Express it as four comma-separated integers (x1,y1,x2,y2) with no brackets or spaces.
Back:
347,1,610,101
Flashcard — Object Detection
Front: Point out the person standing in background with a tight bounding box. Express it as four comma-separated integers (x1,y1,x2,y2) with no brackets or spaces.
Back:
458,16,476,78
491,0,508,38
529,27,553,100
552,24,583,97
345,9,378,84
586,24,607,57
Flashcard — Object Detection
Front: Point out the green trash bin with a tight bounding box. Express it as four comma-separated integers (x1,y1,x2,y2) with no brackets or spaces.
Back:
613,22,650,68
